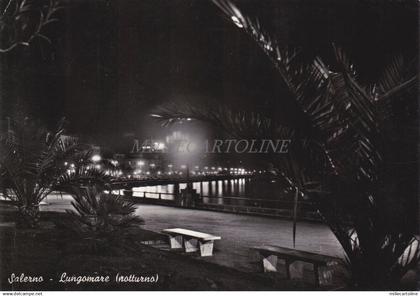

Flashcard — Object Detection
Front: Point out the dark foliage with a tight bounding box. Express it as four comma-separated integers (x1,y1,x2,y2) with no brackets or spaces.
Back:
62,185,144,254
0,0,65,53
152,0,419,289
0,116,113,228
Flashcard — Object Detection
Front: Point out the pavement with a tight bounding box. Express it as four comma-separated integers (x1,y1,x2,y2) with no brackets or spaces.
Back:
135,204,345,272
41,194,345,273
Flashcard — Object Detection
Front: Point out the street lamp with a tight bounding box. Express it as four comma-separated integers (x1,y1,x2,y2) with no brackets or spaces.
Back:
91,154,101,162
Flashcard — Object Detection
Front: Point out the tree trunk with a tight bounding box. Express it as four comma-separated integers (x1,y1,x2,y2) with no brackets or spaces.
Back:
16,205,40,228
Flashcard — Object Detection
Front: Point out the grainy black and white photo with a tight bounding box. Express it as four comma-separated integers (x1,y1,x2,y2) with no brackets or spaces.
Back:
0,0,418,292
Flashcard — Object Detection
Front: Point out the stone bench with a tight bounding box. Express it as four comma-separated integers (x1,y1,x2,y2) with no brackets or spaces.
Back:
162,228,221,257
253,245,339,287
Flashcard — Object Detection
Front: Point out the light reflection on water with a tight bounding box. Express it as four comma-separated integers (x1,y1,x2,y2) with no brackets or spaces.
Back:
39,178,300,211
132,178,293,208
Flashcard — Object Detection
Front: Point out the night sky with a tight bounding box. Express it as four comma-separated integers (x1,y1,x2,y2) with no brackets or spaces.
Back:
1,0,418,152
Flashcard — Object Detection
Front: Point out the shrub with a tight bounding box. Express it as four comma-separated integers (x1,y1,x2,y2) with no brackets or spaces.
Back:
63,185,144,254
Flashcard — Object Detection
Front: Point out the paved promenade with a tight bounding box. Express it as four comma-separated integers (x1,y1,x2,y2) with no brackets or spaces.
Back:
135,204,344,271
42,195,344,272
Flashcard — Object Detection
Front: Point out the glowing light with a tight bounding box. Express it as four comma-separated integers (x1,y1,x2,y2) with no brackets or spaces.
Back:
150,163,156,168
180,165,187,169
64,162,68,166
137,160,145,166
91,155,101,162
231,15,244,28
154,142,165,150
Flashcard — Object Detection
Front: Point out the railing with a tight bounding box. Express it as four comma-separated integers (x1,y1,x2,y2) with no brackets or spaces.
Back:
135,191,174,200
202,195,313,210
114,173,252,182
131,190,313,210
111,174,255,188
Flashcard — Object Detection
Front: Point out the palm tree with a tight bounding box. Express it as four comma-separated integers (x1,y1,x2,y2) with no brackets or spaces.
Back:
0,116,111,228
65,185,144,234
152,0,419,289
0,0,64,53
59,185,144,254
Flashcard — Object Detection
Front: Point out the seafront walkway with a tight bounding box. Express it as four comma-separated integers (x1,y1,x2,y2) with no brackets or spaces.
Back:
42,194,344,273
135,204,344,272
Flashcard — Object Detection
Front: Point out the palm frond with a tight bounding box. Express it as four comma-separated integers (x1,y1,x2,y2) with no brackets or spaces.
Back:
0,117,101,207
153,103,290,139
0,0,65,53
209,0,419,288
53,166,112,192
65,185,144,234
375,56,417,101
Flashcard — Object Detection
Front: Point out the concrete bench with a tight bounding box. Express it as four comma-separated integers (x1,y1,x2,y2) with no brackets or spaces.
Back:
253,245,339,287
162,228,221,257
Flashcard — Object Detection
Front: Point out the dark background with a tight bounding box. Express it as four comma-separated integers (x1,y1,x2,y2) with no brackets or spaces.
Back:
0,0,418,151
